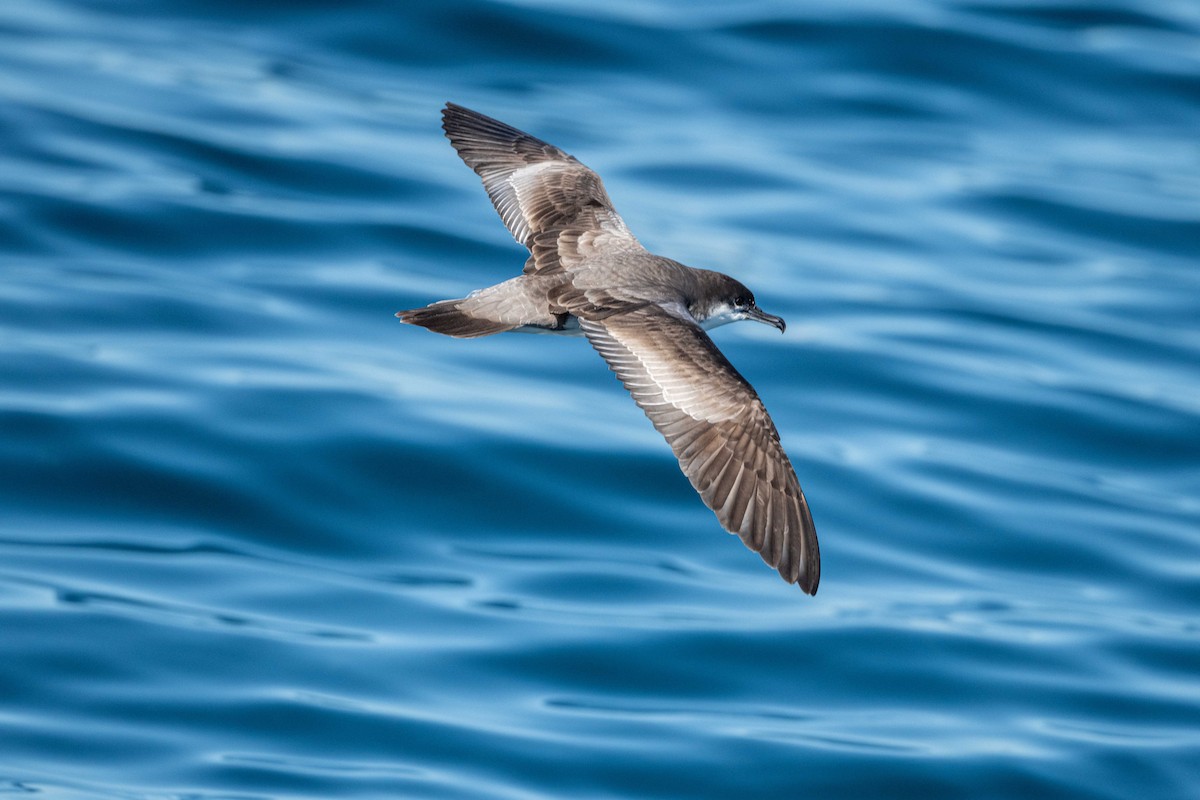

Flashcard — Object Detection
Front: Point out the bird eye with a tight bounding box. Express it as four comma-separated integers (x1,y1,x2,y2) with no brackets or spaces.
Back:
734,295,749,307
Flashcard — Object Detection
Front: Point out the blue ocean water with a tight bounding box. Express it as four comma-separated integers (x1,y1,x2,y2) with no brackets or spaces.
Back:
2,0,1199,797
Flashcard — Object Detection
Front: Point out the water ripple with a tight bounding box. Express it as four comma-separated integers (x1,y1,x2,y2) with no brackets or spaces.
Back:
2,0,1198,797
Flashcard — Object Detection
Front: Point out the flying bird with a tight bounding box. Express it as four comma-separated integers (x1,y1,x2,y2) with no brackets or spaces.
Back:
397,103,820,593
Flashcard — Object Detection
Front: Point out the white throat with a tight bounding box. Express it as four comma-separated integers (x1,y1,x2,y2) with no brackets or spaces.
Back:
699,302,742,331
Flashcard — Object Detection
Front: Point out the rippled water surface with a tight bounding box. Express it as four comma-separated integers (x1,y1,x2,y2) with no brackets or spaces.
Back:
3,1,1199,797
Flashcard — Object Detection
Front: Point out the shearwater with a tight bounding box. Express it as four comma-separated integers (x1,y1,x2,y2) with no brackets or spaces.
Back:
397,103,820,593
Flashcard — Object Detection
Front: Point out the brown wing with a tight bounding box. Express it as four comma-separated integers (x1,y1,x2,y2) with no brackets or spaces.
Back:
441,103,644,274
578,304,820,593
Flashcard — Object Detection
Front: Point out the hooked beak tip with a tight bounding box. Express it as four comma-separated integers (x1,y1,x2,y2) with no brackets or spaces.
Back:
748,307,786,334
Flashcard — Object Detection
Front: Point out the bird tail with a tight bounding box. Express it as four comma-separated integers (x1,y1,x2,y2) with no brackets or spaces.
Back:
395,300,517,338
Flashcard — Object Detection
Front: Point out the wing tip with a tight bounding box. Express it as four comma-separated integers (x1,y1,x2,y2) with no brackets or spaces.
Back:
780,543,819,595
441,101,528,147
442,100,473,124
795,563,820,595
762,488,820,594
792,497,821,595
441,101,477,140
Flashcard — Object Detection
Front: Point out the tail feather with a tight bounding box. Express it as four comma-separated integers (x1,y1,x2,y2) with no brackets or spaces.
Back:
395,300,516,338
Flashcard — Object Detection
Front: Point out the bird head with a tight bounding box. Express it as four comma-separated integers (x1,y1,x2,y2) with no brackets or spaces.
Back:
696,274,786,333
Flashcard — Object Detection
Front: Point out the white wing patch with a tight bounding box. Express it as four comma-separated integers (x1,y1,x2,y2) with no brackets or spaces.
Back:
586,318,747,424
502,161,557,245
